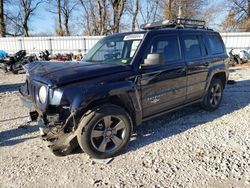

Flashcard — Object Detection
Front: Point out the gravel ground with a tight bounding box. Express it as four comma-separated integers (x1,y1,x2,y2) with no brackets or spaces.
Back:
0,67,249,188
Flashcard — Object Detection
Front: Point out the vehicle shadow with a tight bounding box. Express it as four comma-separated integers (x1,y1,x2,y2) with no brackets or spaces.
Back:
0,115,29,123
127,79,250,153
0,83,23,93
0,124,39,147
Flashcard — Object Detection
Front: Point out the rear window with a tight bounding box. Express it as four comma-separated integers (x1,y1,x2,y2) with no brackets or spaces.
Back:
207,34,224,54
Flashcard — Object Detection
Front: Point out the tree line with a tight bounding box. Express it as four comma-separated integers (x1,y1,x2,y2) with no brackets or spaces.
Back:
0,0,250,37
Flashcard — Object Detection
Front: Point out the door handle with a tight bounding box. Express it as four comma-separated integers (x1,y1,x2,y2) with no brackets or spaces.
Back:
204,62,209,66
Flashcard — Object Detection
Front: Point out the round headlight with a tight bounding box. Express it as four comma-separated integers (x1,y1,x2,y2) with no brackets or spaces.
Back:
38,86,47,104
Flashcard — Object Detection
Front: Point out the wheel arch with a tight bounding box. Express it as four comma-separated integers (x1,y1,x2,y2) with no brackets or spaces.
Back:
86,95,136,124
74,92,142,130
206,67,228,92
212,72,227,88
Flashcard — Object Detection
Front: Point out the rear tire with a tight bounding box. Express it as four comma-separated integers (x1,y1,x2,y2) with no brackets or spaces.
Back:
76,104,132,159
202,78,223,111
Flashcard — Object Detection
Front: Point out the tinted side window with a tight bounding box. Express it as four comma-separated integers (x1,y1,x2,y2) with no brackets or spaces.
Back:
148,35,181,63
207,34,224,54
183,35,202,59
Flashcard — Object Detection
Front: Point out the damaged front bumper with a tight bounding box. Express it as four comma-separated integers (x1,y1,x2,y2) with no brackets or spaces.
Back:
20,95,33,110
20,96,40,122
20,95,79,156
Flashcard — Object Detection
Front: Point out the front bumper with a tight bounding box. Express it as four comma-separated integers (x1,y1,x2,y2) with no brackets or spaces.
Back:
19,80,79,156
20,95,33,110
20,94,77,156
20,96,40,122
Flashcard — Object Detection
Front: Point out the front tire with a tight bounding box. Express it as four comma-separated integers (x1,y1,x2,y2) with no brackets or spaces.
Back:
76,104,132,159
202,78,224,111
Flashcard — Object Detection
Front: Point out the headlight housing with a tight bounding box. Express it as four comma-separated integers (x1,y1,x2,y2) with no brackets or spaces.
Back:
38,85,47,104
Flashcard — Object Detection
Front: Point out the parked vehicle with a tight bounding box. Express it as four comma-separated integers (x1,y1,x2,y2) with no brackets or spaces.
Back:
239,50,249,63
229,49,241,66
50,53,73,61
19,18,229,159
4,50,27,73
3,50,39,74
229,49,250,65
72,50,83,61
38,50,50,61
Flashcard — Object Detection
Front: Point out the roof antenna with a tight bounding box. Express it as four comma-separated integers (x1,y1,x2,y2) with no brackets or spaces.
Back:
177,6,182,24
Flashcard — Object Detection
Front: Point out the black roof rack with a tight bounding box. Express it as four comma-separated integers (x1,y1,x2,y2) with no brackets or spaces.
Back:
140,18,209,30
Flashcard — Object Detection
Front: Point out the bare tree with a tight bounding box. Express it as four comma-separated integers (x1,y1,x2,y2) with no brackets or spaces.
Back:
2,0,43,36
222,0,250,31
79,0,98,35
199,3,225,29
20,0,44,37
46,0,65,36
109,0,126,33
0,0,5,37
139,0,162,24
248,0,250,18
61,0,78,36
128,0,139,31
79,0,110,35
57,0,63,36
4,11,23,36
168,0,172,19
78,0,92,35
162,0,207,20
0,0,235,36
97,0,108,35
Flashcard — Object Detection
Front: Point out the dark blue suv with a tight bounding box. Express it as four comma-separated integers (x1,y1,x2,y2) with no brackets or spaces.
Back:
20,19,229,159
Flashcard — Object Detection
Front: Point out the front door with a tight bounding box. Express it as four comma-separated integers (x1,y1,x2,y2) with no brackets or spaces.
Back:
139,34,187,118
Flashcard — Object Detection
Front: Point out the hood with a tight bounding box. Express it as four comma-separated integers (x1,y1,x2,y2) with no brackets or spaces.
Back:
24,61,131,86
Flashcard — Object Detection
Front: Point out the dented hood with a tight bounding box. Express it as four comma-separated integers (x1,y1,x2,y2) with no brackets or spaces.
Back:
24,61,131,86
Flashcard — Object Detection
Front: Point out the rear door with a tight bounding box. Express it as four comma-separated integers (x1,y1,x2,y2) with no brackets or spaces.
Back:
180,32,209,102
139,34,187,118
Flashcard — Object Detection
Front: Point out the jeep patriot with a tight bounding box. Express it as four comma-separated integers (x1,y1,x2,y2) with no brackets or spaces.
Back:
20,19,229,159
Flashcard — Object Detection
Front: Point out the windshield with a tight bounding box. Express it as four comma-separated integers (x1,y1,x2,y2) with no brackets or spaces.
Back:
82,34,144,65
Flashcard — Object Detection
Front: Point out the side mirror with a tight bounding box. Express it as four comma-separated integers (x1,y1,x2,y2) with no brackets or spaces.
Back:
141,53,164,68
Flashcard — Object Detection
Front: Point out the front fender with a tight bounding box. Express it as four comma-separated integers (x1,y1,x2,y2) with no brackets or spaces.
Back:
57,80,142,125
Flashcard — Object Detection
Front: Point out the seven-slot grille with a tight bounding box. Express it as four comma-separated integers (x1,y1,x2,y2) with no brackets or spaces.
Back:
26,79,38,103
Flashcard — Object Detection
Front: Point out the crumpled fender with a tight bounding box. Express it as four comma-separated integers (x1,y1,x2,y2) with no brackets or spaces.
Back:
58,79,143,125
